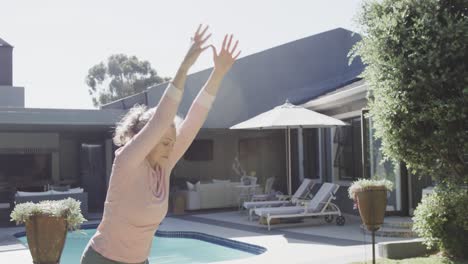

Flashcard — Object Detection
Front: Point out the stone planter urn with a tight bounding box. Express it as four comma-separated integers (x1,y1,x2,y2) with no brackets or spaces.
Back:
10,198,86,264
25,215,68,264
355,186,388,231
349,179,393,264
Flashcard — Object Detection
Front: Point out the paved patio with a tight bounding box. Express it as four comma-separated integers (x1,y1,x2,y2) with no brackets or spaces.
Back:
0,211,415,264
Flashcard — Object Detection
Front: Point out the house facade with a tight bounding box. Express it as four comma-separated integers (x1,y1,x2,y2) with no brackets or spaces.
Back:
0,27,432,222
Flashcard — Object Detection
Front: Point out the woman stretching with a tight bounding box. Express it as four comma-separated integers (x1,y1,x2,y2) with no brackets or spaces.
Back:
81,25,240,264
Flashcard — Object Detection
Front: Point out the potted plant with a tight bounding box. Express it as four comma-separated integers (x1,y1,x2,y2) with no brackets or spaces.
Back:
10,198,86,264
348,178,393,231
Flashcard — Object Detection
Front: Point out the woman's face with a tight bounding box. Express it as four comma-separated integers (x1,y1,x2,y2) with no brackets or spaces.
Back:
148,125,176,167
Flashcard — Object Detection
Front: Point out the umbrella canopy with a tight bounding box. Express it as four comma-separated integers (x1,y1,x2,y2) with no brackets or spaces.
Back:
230,100,347,195
230,100,347,129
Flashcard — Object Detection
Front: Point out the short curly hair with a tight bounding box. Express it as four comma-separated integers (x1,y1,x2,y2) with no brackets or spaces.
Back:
113,104,183,147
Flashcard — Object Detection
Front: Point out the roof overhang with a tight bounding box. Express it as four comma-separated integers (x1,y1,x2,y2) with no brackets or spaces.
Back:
301,81,368,111
0,107,126,131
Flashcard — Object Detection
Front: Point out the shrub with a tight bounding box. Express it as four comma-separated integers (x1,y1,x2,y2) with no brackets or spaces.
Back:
412,186,468,259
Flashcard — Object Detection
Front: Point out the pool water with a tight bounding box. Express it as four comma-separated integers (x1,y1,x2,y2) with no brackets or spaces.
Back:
18,228,258,263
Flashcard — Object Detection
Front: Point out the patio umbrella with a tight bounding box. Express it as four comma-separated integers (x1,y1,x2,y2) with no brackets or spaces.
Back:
230,100,347,195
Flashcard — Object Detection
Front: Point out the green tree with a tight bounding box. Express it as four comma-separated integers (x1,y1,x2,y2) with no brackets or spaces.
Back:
86,54,170,107
351,0,468,185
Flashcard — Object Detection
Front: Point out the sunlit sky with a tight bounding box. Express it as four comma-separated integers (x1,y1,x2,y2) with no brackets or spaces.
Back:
0,0,363,109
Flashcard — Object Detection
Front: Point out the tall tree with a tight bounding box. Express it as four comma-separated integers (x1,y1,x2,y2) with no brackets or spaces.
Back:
351,0,468,184
86,54,170,107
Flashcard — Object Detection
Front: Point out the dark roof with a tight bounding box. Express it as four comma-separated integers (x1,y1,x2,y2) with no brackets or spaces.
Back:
0,38,13,48
103,27,364,128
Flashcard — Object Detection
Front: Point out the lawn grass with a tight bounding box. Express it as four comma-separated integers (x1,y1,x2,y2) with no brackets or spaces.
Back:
352,255,468,264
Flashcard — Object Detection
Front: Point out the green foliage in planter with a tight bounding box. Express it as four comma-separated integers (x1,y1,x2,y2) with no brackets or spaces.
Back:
10,198,86,230
412,186,468,259
348,178,394,200
350,0,468,184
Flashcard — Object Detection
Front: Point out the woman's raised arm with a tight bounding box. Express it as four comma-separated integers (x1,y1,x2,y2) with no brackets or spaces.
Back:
167,34,241,169
115,25,211,169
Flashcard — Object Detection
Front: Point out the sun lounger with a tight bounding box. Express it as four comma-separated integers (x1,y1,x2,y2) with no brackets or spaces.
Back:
243,178,314,220
253,182,345,230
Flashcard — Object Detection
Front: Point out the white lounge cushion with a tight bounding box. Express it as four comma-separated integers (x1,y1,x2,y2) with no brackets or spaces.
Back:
212,179,231,183
50,187,84,194
291,178,313,202
254,206,305,217
243,200,292,209
69,187,84,193
16,190,53,197
307,183,336,212
16,188,84,197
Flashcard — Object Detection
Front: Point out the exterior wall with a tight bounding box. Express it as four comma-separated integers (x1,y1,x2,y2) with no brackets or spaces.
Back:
0,86,24,107
173,129,288,193
0,132,59,149
0,46,13,86
0,44,22,107
174,130,236,183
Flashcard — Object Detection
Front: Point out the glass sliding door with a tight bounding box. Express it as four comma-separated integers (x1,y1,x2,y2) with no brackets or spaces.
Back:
362,110,403,212
303,129,320,180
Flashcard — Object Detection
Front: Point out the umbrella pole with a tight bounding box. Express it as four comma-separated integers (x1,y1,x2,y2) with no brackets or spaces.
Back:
285,129,288,195
287,127,292,196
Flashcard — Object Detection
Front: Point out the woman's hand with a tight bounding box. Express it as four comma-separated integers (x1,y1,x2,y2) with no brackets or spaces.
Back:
181,24,211,70
210,34,241,76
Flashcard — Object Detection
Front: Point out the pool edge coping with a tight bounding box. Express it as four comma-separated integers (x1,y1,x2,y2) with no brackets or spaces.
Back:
13,222,267,256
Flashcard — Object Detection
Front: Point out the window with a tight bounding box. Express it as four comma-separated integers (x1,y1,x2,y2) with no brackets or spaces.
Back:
0,153,52,190
183,140,213,161
333,117,362,181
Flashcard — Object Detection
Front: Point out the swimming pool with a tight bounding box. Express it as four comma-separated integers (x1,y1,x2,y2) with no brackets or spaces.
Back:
16,224,266,263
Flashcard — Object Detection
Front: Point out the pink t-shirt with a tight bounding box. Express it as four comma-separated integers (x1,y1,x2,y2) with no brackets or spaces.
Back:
89,83,214,263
